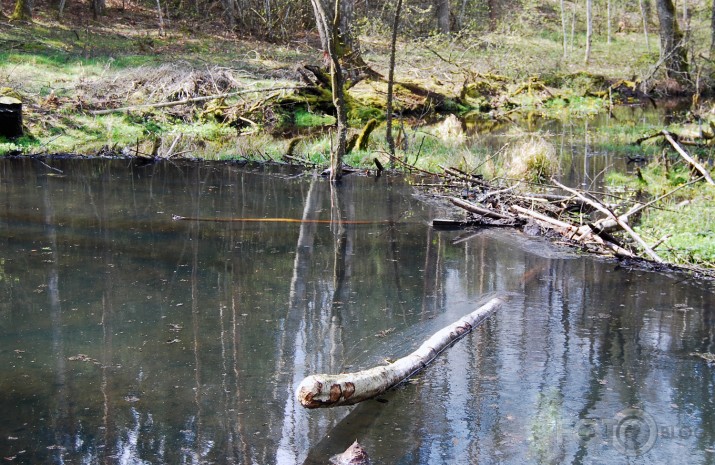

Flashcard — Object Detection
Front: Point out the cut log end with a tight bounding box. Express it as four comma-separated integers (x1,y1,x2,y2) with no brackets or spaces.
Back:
296,375,364,409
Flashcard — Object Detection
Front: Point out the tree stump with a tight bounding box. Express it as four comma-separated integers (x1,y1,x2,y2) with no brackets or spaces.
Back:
0,97,23,139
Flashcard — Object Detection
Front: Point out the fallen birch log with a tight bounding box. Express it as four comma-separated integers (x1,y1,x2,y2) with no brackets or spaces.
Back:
296,296,504,409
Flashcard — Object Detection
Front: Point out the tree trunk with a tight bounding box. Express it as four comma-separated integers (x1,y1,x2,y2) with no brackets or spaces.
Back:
584,0,592,64
91,0,105,18
655,0,688,80
436,0,449,34
223,0,235,29
312,0,373,81
296,297,504,408
606,0,611,45
0,97,23,139
58,0,66,18
385,0,403,166
311,0,347,181
9,0,32,21
711,0,715,56
639,0,650,51
560,0,567,57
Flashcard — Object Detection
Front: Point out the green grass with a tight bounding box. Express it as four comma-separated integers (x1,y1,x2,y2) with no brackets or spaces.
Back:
294,110,336,128
607,160,715,267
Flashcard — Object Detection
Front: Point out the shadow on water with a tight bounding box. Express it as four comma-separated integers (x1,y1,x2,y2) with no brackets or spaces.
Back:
0,158,714,464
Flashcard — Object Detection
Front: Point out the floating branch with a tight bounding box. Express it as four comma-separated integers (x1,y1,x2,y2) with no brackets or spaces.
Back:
296,296,504,409
171,215,384,225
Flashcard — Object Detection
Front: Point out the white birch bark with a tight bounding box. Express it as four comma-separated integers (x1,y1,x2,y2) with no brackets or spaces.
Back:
296,296,504,408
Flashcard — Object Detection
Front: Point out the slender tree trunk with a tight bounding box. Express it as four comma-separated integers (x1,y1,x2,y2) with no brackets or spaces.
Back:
312,0,374,80
385,0,403,166
711,0,715,57
436,0,449,34
457,0,467,31
312,0,347,181
584,0,592,64
655,0,688,80
9,0,32,21
487,0,497,31
606,0,612,45
570,6,576,53
223,0,235,29
639,0,650,51
91,0,105,18
560,0,567,57
155,0,165,35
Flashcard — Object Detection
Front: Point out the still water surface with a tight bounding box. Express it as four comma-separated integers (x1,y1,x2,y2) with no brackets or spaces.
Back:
1,158,714,464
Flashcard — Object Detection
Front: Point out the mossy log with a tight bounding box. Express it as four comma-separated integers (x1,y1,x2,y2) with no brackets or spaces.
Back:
356,118,378,151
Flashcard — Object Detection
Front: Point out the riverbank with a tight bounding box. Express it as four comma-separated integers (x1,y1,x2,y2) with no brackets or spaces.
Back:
1,1,704,160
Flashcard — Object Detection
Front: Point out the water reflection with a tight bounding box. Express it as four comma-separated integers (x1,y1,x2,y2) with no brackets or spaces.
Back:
0,158,713,464
463,103,678,187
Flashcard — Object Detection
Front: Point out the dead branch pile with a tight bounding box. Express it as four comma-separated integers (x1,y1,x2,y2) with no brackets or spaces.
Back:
421,161,710,264
74,64,293,122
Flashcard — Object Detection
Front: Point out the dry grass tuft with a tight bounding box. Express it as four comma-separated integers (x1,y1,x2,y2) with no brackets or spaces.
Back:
505,136,558,182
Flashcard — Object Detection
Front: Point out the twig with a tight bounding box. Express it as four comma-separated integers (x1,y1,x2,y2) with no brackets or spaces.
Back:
31,156,64,173
163,133,181,158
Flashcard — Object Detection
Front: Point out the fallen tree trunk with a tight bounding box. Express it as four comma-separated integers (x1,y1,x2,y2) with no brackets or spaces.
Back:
296,296,504,409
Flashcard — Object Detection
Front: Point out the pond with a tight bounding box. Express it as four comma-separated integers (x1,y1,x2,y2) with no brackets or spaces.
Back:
1,157,714,464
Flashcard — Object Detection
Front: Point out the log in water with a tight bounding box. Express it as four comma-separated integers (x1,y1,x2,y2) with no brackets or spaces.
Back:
296,296,504,408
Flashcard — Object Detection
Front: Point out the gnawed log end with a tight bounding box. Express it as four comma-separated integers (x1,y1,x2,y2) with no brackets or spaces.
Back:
297,376,361,408
296,376,324,408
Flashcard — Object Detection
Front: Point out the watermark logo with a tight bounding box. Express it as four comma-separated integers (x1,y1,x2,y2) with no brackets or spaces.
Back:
611,408,658,456
532,405,695,460
576,408,659,457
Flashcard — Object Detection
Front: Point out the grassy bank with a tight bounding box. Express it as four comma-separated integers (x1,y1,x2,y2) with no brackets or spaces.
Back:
3,0,709,158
